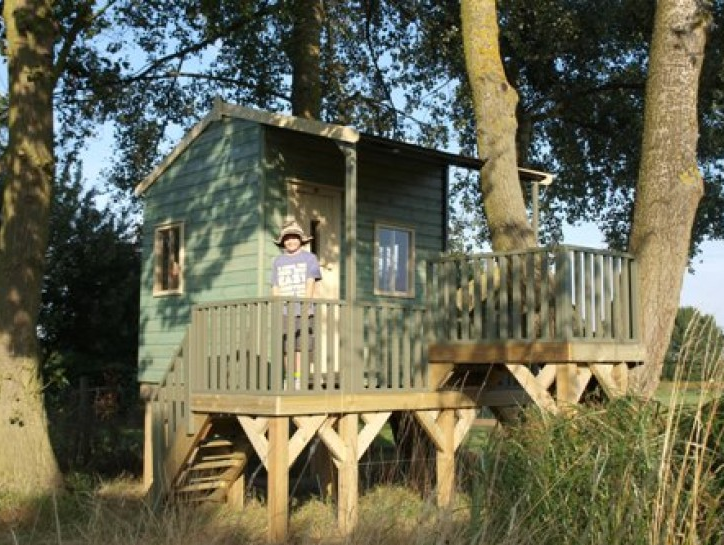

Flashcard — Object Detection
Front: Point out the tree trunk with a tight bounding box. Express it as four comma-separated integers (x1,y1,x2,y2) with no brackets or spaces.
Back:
629,0,707,397
460,0,535,252
0,0,62,494
288,0,324,119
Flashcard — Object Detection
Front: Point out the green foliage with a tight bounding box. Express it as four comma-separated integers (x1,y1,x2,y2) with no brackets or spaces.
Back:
470,400,663,545
17,1,722,256
38,160,142,476
664,307,724,380
468,343,724,545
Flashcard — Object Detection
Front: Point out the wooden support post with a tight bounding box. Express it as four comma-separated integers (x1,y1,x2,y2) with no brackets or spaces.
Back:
337,413,359,536
612,362,629,394
227,474,245,508
556,364,579,409
143,398,153,493
436,409,455,507
267,417,289,544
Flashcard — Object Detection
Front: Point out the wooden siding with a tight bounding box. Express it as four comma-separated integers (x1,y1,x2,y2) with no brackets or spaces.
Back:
356,148,446,303
138,118,266,383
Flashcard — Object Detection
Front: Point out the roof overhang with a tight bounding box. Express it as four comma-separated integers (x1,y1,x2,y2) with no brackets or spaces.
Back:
134,99,555,196
358,133,484,171
134,99,361,196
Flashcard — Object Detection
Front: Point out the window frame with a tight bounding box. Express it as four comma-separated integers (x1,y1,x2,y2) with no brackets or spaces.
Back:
153,221,185,296
373,222,415,298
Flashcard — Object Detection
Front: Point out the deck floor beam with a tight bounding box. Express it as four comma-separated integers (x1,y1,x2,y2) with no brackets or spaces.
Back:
429,341,645,364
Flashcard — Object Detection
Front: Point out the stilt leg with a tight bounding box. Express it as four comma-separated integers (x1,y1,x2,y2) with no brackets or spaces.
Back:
436,408,455,507
337,413,359,536
267,417,289,543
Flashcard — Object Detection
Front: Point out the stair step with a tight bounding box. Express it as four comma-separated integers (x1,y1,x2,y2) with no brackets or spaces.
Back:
179,487,228,503
189,458,244,472
196,451,246,463
188,475,226,485
200,439,234,449
177,479,230,493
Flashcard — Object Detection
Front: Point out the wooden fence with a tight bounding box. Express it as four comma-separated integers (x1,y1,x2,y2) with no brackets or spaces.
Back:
188,298,430,396
427,245,640,344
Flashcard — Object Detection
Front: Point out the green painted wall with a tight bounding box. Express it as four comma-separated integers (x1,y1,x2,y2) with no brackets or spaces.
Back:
137,117,448,384
356,147,446,303
137,118,265,383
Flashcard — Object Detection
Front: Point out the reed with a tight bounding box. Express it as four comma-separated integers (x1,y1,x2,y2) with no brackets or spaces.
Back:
467,311,724,545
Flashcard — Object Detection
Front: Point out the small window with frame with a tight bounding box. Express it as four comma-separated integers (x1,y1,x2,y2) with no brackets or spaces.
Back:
374,223,415,297
154,222,184,296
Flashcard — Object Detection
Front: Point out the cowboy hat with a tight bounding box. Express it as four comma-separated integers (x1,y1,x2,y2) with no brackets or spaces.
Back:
274,218,313,246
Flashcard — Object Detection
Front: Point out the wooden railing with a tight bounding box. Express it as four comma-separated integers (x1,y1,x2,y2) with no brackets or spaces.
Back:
427,245,640,344
188,298,430,396
148,332,191,505
148,247,641,498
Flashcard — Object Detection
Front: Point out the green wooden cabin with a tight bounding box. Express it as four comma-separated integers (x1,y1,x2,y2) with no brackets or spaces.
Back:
135,99,483,385
135,100,645,542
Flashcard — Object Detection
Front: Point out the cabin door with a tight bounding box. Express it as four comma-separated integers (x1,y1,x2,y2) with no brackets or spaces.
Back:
287,182,342,299
288,182,342,375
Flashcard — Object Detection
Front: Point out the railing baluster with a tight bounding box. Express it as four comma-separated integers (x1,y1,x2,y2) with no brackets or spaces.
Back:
499,256,509,339
594,254,603,338
525,252,536,339
460,258,471,340
351,303,365,391
573,250,584,338
621,258,631,340
602,256,612,339
511,254,522,339
299,303,311,391
630,259,640,342
555,248,573,339
485,257,497,339
391,306,402,389
445,260,457,341
260,301,270,391
540,252,550,339
584,252,594,339
380,305,390,388
473,258,483,338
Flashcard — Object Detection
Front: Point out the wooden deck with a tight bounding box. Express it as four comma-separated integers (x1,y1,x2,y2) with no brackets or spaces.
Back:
146,245,644,541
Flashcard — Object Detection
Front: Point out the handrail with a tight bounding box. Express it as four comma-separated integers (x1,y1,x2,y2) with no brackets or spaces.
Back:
148,331,190,505
427,246,640,344
188,298,430,396
435,244,635,262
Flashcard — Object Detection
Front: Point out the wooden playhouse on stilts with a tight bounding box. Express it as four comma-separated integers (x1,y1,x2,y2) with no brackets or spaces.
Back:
135,99,645,542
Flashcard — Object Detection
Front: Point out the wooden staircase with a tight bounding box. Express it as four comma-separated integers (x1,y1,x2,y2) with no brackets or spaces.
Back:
173,417,254,505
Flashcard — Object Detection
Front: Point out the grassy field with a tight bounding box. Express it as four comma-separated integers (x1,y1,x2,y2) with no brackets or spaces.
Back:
654,380,724,405
3,324,722,545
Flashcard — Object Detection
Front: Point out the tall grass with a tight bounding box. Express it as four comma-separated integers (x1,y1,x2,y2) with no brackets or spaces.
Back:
468,312,724,545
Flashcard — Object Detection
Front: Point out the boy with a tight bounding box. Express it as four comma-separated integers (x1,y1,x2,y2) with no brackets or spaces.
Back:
270,219,322,389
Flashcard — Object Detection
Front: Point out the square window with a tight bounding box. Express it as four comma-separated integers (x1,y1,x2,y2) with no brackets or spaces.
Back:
154,223,184,295
374,224,414,297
